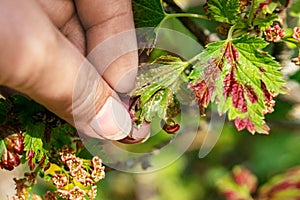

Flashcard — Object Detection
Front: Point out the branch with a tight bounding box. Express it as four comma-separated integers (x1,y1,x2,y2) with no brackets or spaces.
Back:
163,0,209,46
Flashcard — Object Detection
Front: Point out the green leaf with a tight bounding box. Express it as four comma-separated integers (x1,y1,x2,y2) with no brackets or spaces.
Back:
189,40,226,83
24,122,49,166
261,2,278,14
189,35,286,134
132,55,189,126
12,95,45,125
0,139,6,158
258,167,300,198
132,0,167,53
49,124,73,150
206,0,241,24
132,0,166,28
233,35,285,94
141,89,179,122
133,56,189,103
217,166,257,199
253,14,279,31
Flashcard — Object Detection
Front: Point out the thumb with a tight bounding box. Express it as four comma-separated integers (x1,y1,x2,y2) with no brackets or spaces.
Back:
25,37,132,140
72,59,132,140
0,0,132,140
29,37,133,140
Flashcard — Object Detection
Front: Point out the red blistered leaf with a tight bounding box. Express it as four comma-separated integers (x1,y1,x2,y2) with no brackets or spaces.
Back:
224,70,248,113
261,81,276,114
5,133,24,155
245,85,258,104
190,58,221,111
234,118,256,133
232,166,258,193
234,117,270,134
190,35,286,134
225,42,239,66
190,80,214,109
222,191,240,200
0,149,21,170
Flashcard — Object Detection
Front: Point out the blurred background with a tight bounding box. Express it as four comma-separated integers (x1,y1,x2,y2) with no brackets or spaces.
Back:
1,0,300,199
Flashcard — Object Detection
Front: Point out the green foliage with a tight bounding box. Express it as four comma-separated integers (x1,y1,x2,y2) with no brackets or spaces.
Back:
132,0,166,28
0,139,5,158
132,55,189,126
232,35,285,94
12,95,45,125
253,14,279,31
206,0,241,24
48,124,73,150
217,166,256,200
189,35,285,133
1,0,300,198
218,166,300,200
23,122,49,167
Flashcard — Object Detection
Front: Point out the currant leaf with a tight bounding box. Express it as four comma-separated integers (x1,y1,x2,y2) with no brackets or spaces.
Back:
48,124,73,150
206,0,241,24
24,122,49,170
0,139,5,158
258,167,300,199
131,56,189,128
217,166,257,200
12,95,45,125
133,56,189,104
253,13,278,31
132,0,166,28
189,34,286,134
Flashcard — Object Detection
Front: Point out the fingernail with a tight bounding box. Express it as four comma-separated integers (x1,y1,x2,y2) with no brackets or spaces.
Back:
90,97,132,140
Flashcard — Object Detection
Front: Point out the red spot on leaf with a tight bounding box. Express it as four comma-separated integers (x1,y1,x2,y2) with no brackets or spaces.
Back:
190,59,221,110
261,81,276,114
232,166,257,193
224,70,248,113
245,85,258,103
268,181,294,195
225,43,239,66
234,117,256,133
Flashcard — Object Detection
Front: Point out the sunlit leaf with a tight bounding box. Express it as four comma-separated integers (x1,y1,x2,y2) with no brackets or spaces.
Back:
206,0,241,24
132,0,166,28
132,56,189,127
189,35,286,134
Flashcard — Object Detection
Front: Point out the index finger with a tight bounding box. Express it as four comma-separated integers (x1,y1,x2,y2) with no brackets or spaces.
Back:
74,0,138,93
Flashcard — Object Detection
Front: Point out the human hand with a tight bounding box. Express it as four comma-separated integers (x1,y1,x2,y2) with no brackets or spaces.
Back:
0,0,150,141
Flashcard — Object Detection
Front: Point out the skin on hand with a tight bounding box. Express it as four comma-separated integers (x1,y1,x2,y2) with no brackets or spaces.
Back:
0,0,150,141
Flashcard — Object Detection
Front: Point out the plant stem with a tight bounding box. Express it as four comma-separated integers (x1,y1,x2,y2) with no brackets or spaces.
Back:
227,25,237,40
248,0,256,26
166,13,209,20
163,0,209,46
